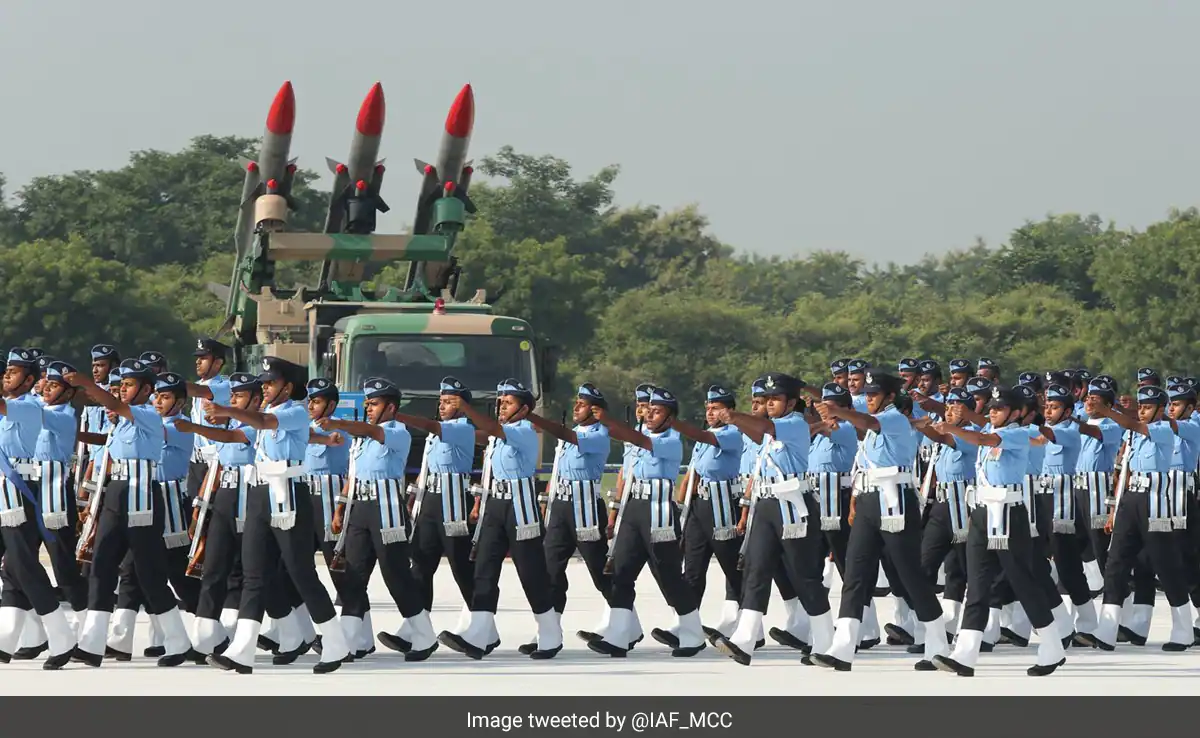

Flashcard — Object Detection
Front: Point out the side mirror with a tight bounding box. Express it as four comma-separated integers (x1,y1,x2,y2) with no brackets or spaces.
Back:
541,344,560,393
322,351,336,379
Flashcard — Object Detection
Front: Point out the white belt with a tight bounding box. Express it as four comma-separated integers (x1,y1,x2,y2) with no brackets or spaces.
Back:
865,466,914,486
247,460,307,486
10,459,39,481
758,476,810,499
974,484,1024,505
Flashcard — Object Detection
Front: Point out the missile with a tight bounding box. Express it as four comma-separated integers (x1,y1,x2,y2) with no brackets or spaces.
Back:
412,83,477,235
324,82,389,236
226,81,297,320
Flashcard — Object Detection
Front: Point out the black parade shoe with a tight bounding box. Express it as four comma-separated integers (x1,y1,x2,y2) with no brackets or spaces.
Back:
1061,632,1075,648
768,627,811,653
713,635,751,666
104,646,131,662
999,628,1030,648
1027,658,1065,676
932,655,973,677
979,641,995,653
312,658,343,675
1162,640,1191,652
43,650,73,670
404,642,438,662
530,645,562,660
857,637,881,651
671,642,706,658
1117,626,1146,646
884,624,915,646
913,659,937,672
438,631,486,660
272,640,313,665
650,628,680,649
576,630,601,643
800,655,814,666
379,632,411,653
518,641,538,656
0,649,11,664
628,634,644,651
70,647,102,668
311,636,323,655
257,635,280,654
157,648,205,667
809,653,851,672
755,638,765,650
13,642,48,660
702,626,722,640
144,646,166,658
213,639,230,656
485,639,500,655
206,653,252,674
586,639,628,658
906,643,924,655
1073,632,1114,651
1192,626,1200,646
354,647,375,659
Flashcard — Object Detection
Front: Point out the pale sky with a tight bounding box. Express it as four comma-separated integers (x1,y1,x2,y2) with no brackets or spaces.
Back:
3,0,1198,264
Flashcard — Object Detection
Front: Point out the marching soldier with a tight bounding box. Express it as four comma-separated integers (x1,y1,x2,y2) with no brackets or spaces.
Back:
0,351,78,669
811,372,949,672
523,384,614,651
589,387,706,658
1165,383,1200,620
809,384,859,637
712,373,833,666
317,378,439,661
185,338,231,503
846,360,869,412
381,377,479,654
65,358,195,667
438,379,560,660
948,359,972,390
203,356,352,674
932,386,1068,676
1079,385,1194,651
830,359,851,389
1075,378,1125,580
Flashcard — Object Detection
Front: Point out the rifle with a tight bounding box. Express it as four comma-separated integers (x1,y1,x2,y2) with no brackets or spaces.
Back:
737,434,773,571
603,406,639,575
676,443,699,550
328,439,360,573
185,455,222,579
76,444,112,564
71,414,89,524
1106,430,1133,538
541,410,568,528
408,432,434,520
468,436,497,562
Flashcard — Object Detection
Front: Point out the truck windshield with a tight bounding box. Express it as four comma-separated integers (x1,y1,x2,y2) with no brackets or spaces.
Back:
348,334,537,395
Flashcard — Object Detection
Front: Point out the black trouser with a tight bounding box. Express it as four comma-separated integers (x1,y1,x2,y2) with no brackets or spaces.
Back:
838,487,941,622
1102,490,1189,608
186,461,208,501
87,480,177,614
410,490,476,611
607,498,696,614
115,545,200,614
238,482,336,624
38,498,87,612
0,500,63,615
681,493,742,606
961,504,1053,632
470,497,553,614
1034,492,1090,606
341,496,423,619
309,487,356,606
195,486,289,623
1179,479,1200,607
544,496,609,614
920,499,968,603
1023,485,1068,613
1076,479,1111,571
823,487,854,579
740,495,829,616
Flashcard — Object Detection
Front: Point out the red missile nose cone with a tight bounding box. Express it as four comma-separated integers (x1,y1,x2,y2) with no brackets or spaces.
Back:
444,182,456,195
286,163,297,174
246,161,259,173
356,82,385,136
266,178,278,189
335,163,347,175
266,81,296,135
445,84,474,138
463,166,474,176
355,180,368,191
375,164,385,174
423,164,434,175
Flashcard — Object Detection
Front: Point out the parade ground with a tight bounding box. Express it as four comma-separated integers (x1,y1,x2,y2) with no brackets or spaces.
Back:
2,559,1198,695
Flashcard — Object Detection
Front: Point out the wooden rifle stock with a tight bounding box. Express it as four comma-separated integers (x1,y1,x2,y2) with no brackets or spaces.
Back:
76,449,112,564
185,460,222,579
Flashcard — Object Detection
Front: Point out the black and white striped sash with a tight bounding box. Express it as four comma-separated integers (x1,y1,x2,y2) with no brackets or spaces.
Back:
110,459,157,527
491,477,542,541
697,479,738,540
39,460,70,530
0,457,35,527
309,474,343,542
353,478,409,544
936,479,971,542
1169,470,1194,530
219,467,250,532
160,479,191,548
1126,472,1174,532
629,479,676,543
1036,474,1076,534
429,472,471,537
1074,471,1112,529
806,472,848,531
554,479,602,542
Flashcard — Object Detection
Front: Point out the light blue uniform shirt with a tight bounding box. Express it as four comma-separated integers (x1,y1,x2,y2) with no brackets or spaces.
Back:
757,412,811,479
1076,417,1123,472
191,375,232,455
809,422,857,474
1171,416,1200,472
1026,425,1046,476
217,420,258,467
1,393,42,459
429,417,476,474
1042,421,1082,476
1129,421,1174,473
351,420,412,481
979,424,1031,486
557,422,610,482
490,419,539,480
34,402,78,463
158,415,194,481
631,428,683,480
256,400,310,463
109,404,165,462
935,424,978,482
862,406,916,468
306,422,350,476
692,424,742,482
739,432,762,476
84,405,112,456
852,394,868,412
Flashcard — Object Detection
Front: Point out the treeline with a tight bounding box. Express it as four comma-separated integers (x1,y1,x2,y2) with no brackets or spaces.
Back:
1,136,1198,423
